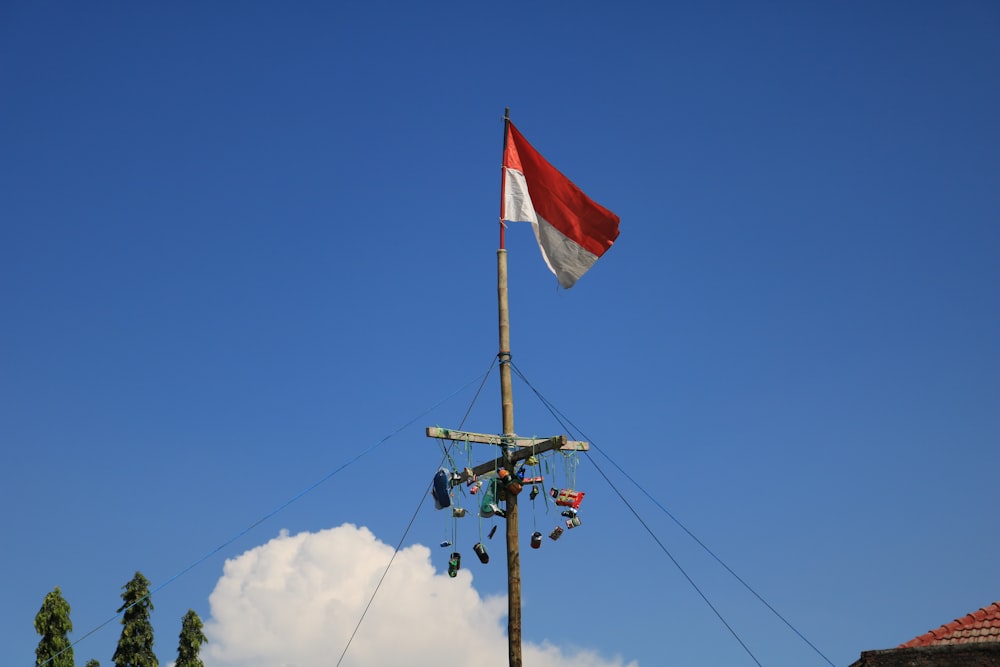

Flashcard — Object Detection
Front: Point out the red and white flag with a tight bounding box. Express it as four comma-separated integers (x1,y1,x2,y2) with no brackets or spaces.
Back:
502,122,620,289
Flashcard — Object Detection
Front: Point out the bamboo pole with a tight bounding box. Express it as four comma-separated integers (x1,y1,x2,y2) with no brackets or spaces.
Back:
499,107,521,667
497,247,521,667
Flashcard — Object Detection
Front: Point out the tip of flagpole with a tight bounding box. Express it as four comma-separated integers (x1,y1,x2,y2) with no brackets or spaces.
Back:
504,107,510,121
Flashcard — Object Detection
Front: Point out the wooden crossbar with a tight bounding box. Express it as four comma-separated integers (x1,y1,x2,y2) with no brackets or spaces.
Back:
425,426,588,452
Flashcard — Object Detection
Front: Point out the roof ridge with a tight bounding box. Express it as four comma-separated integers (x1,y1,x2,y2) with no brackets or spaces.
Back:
899,602,1000,648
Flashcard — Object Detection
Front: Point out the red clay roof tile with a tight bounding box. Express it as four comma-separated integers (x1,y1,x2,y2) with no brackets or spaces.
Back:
899,602,1000,648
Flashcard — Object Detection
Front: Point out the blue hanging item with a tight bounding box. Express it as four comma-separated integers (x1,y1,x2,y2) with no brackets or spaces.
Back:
432,467,452,510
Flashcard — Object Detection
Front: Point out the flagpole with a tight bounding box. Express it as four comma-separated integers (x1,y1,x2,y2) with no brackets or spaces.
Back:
497,106,522,667
425,111,613,667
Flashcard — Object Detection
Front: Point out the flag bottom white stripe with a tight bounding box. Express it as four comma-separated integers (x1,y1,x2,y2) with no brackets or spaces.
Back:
534,215,599,289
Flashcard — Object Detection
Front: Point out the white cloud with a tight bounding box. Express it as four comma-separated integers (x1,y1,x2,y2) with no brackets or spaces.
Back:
203,523,635,667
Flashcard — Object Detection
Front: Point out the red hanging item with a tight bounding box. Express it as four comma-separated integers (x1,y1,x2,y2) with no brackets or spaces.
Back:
498,468,523,495
552,488,585,509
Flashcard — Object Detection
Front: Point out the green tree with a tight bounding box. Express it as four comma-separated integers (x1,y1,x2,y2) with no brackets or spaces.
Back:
34,586,74,667
112,572,157,667
85,661,99,667
174,610,207,667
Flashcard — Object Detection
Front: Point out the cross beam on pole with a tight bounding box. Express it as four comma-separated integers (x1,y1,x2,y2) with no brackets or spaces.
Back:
425,429,586,485
425,427,588,451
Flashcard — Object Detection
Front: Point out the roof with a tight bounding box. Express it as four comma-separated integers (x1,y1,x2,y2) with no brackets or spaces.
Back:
899,602,1000,648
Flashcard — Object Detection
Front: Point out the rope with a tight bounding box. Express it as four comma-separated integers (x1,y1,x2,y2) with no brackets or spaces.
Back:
509,361,836,667
335,473,434,667
585,452,764,666
334,356,498,666
35,369,494,667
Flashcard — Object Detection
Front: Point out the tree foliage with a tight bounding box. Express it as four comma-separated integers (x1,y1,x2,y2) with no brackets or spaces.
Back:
112,572,157,667
174,610,207,667
34,586,74,667
85,661,100,667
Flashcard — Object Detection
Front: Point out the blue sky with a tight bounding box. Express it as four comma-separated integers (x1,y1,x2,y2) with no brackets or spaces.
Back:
2,2,998,666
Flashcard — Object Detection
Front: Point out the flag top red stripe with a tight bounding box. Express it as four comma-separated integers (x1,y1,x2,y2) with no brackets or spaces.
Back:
503,122,620,258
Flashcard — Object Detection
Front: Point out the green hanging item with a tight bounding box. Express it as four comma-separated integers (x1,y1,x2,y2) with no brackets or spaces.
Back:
479,477,499,518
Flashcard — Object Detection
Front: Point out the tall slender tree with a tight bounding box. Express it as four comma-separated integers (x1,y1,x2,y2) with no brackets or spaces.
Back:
174,610,207,667
34,587,74,667
112,572,157,667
